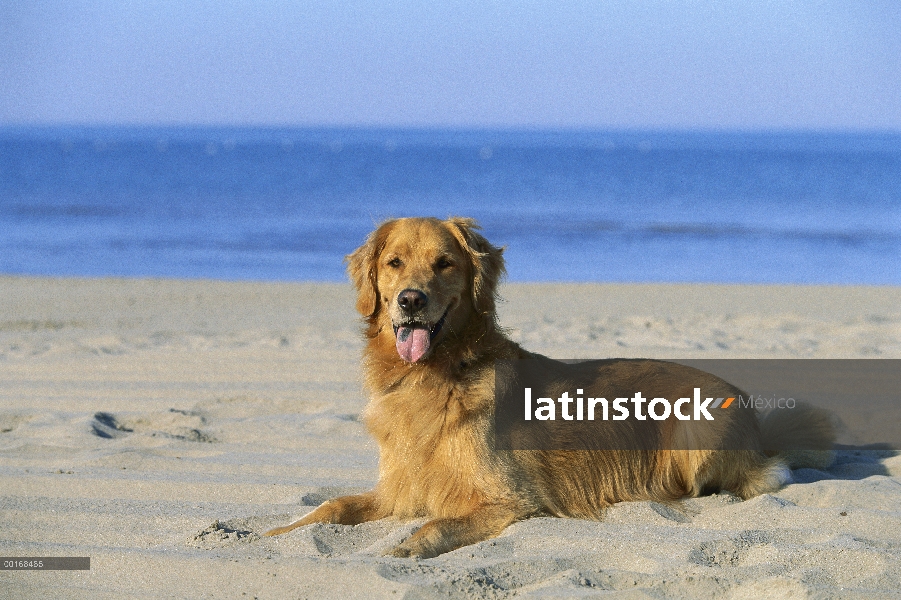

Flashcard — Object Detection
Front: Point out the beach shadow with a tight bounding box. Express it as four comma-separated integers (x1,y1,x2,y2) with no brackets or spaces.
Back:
790,444,897,484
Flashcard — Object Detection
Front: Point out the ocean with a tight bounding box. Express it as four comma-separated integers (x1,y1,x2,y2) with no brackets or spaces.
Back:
1,126,899,284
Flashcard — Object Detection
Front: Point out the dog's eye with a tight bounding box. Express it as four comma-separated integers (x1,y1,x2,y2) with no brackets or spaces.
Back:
435,257,453,270
387,257,402,268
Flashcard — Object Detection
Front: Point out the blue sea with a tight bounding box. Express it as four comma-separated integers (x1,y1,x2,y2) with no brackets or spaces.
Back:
1,126,899,284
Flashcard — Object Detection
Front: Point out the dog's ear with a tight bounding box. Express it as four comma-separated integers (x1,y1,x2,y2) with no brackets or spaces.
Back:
446,217,505,315
345,221,393,318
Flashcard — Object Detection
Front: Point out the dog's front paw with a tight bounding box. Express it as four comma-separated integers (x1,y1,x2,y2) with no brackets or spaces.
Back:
385,544,415,558
385,539,437,559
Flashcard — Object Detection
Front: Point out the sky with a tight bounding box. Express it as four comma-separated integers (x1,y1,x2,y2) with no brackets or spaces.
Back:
2,0,900,131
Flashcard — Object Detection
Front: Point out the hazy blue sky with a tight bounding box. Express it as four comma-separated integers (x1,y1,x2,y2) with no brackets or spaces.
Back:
2,1,899,130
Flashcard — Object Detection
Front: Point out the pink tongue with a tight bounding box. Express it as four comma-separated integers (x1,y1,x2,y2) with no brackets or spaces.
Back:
395,326,430,363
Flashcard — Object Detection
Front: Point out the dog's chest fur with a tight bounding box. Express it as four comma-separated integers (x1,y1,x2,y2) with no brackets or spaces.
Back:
362,362,520,518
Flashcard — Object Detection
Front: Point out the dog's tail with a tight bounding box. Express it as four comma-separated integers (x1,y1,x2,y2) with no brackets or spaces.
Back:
758,403,836,470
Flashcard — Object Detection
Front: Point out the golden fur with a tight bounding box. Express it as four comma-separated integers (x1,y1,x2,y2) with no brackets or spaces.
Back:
265,217,834,558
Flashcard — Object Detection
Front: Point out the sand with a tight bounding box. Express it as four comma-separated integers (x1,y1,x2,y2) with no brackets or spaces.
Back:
1,276,900,599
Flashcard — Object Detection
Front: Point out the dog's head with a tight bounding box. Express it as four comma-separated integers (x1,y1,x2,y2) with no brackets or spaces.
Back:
346,217,504,363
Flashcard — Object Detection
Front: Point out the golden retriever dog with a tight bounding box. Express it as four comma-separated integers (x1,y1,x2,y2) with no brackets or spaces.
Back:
265,217,834,558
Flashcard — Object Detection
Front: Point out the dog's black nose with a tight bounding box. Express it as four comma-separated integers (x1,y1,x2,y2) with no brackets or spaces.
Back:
397,289,428,313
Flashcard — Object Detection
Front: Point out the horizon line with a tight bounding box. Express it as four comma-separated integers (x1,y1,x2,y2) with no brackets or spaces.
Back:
3,122,901,138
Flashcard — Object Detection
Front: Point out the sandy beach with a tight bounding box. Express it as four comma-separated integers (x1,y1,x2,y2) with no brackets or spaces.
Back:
2,276,900,599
